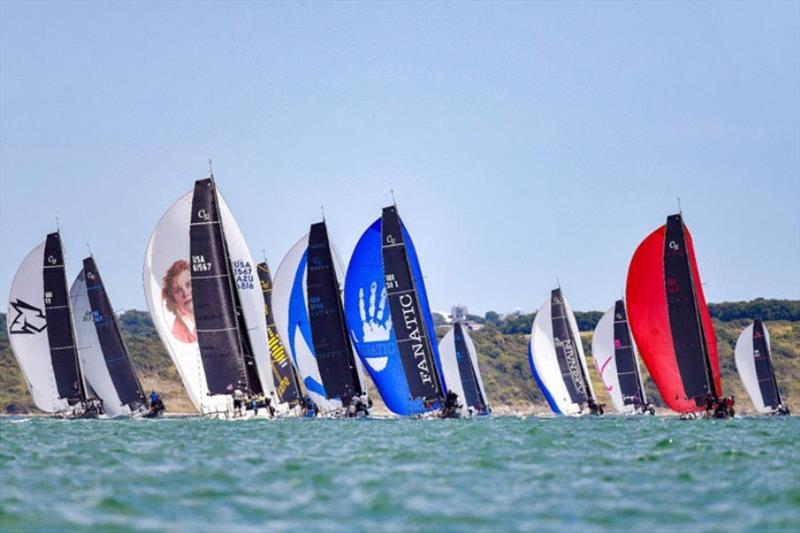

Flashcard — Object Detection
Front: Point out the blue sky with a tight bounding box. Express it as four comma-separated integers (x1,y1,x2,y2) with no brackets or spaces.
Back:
1,1,798,316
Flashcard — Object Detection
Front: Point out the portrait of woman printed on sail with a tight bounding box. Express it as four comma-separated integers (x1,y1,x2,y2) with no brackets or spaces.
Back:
161,259,197,344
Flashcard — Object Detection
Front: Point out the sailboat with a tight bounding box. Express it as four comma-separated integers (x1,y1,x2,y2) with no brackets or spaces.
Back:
592,300,653,415
7,231,101,417
438,321,490,416
257,261,303,414
528,287,601,415
271,220,369,416
625,213,726,418
735,319,789,415
143,176,277,418
344,204,445,416
70,256,152,418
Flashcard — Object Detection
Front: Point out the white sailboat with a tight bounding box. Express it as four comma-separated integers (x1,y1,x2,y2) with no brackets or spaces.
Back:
734,319,789,415
437,322,490,417
143,176,278,418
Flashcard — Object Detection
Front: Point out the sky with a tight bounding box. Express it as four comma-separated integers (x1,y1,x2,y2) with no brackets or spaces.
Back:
1,1,798,316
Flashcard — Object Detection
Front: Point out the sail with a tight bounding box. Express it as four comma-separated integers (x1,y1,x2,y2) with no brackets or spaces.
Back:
592,300,647,414
735,320,782,413
272,224,366,412
41,232,85,404
438,322,489,414
257,261,302,406
7,241,71,413
70,258,146,417
143,180,268,414
625,214,720,413
344,209,444,416
528,288,593,415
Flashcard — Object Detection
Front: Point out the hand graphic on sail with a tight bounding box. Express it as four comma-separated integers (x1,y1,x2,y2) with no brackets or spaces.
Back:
359,281,392,342
354,281,392,372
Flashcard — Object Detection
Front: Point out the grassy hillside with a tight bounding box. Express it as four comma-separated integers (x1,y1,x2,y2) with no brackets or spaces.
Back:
1,300,797,414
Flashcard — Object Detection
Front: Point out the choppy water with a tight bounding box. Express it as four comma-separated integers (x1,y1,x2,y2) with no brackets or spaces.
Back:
1,416,798,532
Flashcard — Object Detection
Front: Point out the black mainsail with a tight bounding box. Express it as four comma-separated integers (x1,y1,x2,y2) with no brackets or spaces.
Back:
306,221,363,400
257,261,302,406
550,288,592,405
611,299,646,407
381,205,443,402
752,318,782,409
83,257,147,409
189,178,249,394
43,232,86,405
453,321,485,410
663,214,716,404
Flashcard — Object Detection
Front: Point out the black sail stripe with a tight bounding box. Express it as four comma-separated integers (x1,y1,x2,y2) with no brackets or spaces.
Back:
257,261,302,406
663,214,715,404
453,322,484,410
43,232,85,404
190,178,247,395
612,299,645,407
306,221,363,400
83,257,146,408
752,318,780,408
381,206,442,402
550,288,590,404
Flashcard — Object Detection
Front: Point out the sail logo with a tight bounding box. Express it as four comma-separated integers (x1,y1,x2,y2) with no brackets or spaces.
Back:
82,310,93,323
86,271,96,280
615,313,623,320
385,234,396,245
197,209,210,221
668,240,680,251
557,337,587,398
8,299,47,334
47,255,57,265
233,260,254,290
191,254,213,273
398,293,433,385
356,281,393,372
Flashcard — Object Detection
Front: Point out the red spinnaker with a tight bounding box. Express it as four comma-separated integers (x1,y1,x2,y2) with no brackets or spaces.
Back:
625,221,719,413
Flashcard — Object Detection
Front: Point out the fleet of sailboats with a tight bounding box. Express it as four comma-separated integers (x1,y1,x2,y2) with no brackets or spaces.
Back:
5,178,791,419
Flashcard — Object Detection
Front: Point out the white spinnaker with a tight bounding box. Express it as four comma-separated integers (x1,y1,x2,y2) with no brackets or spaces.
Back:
735,323,772,414
70,270,131,417
143,191,227,414
7,242,70,413
592,306,627,414
218,194,277,403
438,324,488,416
530,295,582,415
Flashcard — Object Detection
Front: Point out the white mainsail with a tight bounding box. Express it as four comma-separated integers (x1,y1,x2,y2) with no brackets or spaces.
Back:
7,241,70,413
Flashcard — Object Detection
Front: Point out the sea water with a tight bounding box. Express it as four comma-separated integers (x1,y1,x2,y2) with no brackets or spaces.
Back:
1,416,798,532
